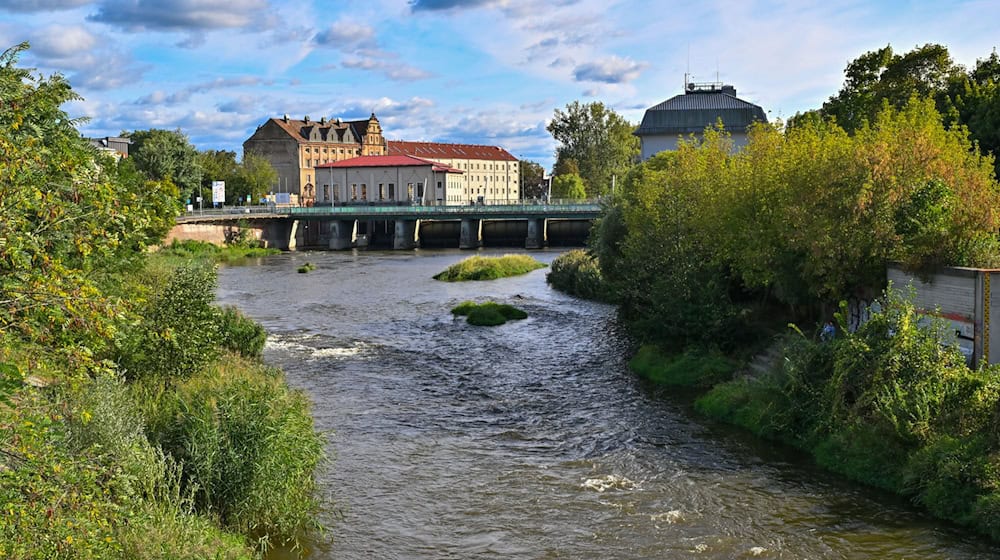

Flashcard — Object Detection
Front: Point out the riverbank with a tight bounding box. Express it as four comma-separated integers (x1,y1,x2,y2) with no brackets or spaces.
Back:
563,267,1000,543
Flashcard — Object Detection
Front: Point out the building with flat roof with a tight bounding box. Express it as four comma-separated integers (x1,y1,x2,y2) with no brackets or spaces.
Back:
634,82,767,160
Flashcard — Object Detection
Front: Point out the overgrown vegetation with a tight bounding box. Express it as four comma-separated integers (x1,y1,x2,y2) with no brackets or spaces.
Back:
433,254,546,281
0,43,322,558
695,291,1000,538
563,43,1000,542
451,301,529,326
159,239,279,265
297,262,317,273
546,249,615,302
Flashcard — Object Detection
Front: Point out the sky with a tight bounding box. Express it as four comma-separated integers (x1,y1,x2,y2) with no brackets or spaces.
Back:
2,0,999,171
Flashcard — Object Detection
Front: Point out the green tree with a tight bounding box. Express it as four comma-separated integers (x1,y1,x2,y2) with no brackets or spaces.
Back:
547,101,638,196
229,152,278,204
0,42,178,359
519,159,546,199
550,173,587,199
821,44,963,133
128,128,202,203
197,149,238,201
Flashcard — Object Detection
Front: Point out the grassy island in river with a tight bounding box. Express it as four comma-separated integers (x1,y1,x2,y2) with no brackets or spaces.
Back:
434,254,546,281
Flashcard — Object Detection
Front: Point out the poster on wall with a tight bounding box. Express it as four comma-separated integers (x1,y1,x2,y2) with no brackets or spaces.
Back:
211,181,225,205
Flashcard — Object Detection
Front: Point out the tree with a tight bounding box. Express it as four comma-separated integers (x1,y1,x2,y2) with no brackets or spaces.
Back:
198,149,238,189
547,101,638,196
0,42,178,359
128,128,202,203
821,44,963,133
550,173,586,199
229,152,278,204
519,160,545,199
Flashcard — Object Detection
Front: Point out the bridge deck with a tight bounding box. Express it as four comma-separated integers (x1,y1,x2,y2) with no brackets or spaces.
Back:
176,202,603,223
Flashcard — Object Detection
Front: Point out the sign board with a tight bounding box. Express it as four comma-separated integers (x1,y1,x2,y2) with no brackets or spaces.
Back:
211,181,225,204
275,192,291,205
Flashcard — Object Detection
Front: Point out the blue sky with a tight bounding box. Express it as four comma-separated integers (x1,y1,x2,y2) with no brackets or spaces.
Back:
2,0,998,171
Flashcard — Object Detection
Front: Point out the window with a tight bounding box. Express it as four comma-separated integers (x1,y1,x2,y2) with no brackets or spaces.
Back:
323,184,329,201
388,183,395,199
361,183,367,200
333,184,340,201
407,183,414,200
378,183,384,200
351,184,357,200
416,182,424,199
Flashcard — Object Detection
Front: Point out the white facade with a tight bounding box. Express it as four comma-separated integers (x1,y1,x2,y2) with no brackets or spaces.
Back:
640,131,752,161
314,164,462,205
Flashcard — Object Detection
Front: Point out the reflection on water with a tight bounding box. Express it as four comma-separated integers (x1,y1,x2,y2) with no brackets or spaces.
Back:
217,249,1000,559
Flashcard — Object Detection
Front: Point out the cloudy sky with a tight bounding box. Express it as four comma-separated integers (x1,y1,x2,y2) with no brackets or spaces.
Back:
2,0,998,170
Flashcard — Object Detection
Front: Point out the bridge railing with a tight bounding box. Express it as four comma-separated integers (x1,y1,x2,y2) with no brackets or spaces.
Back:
179,199,604,220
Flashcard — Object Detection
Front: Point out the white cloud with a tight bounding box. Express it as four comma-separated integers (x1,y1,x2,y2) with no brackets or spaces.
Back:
29,25,97,58
573,55,646,83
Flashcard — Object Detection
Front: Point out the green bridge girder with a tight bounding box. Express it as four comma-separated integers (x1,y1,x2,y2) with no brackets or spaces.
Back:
176,202,603,223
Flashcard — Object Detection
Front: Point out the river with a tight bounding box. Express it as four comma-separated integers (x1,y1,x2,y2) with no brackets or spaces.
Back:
216,249,999,559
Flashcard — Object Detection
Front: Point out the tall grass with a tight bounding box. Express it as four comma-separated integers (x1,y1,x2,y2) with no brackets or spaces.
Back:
159,239,280,265
139,353,325,550
433,254,546,281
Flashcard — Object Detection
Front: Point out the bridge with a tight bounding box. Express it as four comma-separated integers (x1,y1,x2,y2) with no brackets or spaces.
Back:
171,201,603,250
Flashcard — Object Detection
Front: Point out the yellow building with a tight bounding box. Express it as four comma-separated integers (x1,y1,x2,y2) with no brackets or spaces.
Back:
243,113,386,205
388,141,519,204
244,114,520,206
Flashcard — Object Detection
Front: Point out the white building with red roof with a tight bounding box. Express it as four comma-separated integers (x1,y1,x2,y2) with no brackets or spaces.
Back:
388,141,520,204
314,154,465,205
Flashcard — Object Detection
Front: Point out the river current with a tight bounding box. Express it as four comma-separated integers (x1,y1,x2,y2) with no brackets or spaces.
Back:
216,249,999,559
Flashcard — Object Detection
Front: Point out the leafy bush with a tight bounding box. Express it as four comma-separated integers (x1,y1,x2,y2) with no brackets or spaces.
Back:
433,254,546,281
217,305,267,358
451,301,528,326
141,353,324,549
546,249,615,302
116,264,221,381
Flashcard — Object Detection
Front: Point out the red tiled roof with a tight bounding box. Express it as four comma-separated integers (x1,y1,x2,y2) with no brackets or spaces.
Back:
388,140,517,162
315,154,464,173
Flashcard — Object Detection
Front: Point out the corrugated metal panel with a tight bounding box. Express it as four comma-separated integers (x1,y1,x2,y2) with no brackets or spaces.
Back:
635,93,767,136
888,267,976,319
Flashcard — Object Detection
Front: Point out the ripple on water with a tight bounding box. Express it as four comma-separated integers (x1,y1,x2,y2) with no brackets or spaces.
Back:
214,251,1000,560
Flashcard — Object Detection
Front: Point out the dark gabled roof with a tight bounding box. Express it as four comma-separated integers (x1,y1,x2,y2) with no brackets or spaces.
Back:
263,116,371,143
635,91,767,136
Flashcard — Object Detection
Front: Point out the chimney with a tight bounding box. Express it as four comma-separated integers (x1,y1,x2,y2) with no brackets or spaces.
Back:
303,115,310,123
722,85,736,96
320,117,326,125
282,114,289,122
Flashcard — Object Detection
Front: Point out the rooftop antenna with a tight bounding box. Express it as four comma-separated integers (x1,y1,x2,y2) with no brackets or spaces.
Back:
685,44,691,91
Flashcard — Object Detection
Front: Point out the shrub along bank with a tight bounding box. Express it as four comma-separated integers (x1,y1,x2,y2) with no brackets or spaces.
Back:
0,43,322,559
550,94,1000,540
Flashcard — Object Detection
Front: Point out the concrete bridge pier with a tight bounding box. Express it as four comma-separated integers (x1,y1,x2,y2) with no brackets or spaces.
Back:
459,219,482,249
525,218,547,249
330,219,357,250
393,219,419,250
